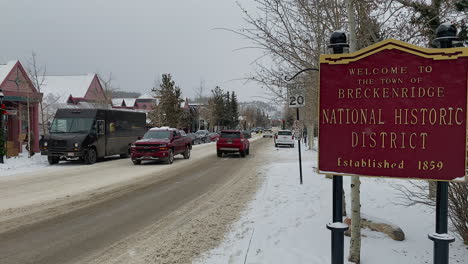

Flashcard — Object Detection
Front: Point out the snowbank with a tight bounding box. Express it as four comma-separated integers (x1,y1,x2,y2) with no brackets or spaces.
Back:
0,148,50,177
195,143,468,264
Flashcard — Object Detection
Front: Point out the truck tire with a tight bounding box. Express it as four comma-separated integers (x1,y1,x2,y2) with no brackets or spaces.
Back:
240,150,246,158
246,148,250,155
217,150,222,157
84,148,97,165
132,160,141,165
183,146,191,159
275,143,278,147
166,149,174,164
48,156,59,165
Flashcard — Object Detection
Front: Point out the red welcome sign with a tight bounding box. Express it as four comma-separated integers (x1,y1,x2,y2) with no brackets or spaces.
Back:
318,39,468,181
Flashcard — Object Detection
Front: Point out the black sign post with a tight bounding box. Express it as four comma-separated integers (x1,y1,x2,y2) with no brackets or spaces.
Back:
296,108,303,185
324,31,349,264
287,83,305,185
427,23,457,264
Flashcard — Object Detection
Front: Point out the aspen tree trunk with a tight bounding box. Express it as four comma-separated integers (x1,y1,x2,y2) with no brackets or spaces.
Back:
308,121,314,149
347,0,361,262
349,177,361,262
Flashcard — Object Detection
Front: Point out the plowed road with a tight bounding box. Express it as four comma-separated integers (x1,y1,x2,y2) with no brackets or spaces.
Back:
0,138,271,264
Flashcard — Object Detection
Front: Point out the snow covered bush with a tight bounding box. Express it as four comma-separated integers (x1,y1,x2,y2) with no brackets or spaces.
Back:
394,181,468,245
448,182,468,245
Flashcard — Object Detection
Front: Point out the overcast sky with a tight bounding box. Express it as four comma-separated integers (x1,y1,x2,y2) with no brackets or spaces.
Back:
0,0,267,101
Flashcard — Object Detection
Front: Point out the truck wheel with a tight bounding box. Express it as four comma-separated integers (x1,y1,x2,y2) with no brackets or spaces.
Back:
166,149,174,164
246,148,250,155
217,150,222,157
84,148,97,164
240,150,246,158
132,160,141,165
275,143,278,147
183,146,191,159
48,156,59,165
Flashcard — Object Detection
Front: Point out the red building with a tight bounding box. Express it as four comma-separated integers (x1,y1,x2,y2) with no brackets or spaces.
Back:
40,73,108,131
41,73,107,105
0,60,42,155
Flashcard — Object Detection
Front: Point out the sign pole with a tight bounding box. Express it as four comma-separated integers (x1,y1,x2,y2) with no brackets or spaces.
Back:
296,108,303,184
325,31,349,264
428,23,457,264
286,72,307,185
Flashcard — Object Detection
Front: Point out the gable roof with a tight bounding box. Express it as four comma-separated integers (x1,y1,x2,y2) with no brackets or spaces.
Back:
111,97,137,107
0,60,17,86
123,98,136,107
41,74,96,104
112,98,125,107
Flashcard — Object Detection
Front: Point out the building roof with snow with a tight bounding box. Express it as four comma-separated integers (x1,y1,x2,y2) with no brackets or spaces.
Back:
112,98,125,107
0,60,18,86
40,73,106,104
123,98,136,107
138,93,153,99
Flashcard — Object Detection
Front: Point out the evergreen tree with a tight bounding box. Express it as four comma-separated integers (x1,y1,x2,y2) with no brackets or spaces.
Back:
224,91,232,128
230,91,239,129
151,74,183,128
211,86,225,129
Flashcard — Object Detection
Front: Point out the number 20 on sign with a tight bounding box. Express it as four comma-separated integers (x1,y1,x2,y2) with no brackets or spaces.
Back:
289,93,305,108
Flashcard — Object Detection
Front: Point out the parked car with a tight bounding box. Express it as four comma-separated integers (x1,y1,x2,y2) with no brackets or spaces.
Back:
41,108,146,165
263,129,273,138
130,127,192,165
217,130,250,158
274,130,295,148
195,130,210,143
209,132,220,142
186,133,200,145
242,130,252,139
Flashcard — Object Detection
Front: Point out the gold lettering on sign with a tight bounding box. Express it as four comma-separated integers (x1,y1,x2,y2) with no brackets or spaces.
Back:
350,131,429,150
338,87,445,99
393,108,464,126
321,109,384,125
349,67,408,76
337,157,405,169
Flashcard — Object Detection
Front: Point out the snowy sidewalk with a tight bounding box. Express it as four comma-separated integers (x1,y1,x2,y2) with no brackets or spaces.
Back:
195,143,468,264
0,148,52,177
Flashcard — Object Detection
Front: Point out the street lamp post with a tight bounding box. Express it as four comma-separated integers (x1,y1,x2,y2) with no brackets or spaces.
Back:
0,88,5,163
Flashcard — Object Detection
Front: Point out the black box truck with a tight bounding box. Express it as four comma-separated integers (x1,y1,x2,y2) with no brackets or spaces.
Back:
41,108,146,165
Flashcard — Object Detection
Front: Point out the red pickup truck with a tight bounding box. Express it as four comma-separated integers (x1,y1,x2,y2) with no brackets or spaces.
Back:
216,130,250,158
130,128,191,165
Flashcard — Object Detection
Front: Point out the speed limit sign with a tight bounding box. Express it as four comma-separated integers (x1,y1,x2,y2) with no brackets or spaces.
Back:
288,90,305,108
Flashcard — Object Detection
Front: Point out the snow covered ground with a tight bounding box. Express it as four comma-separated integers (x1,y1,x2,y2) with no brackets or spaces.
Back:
194,142,468,264
0,147,51,177
0,141,223,178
